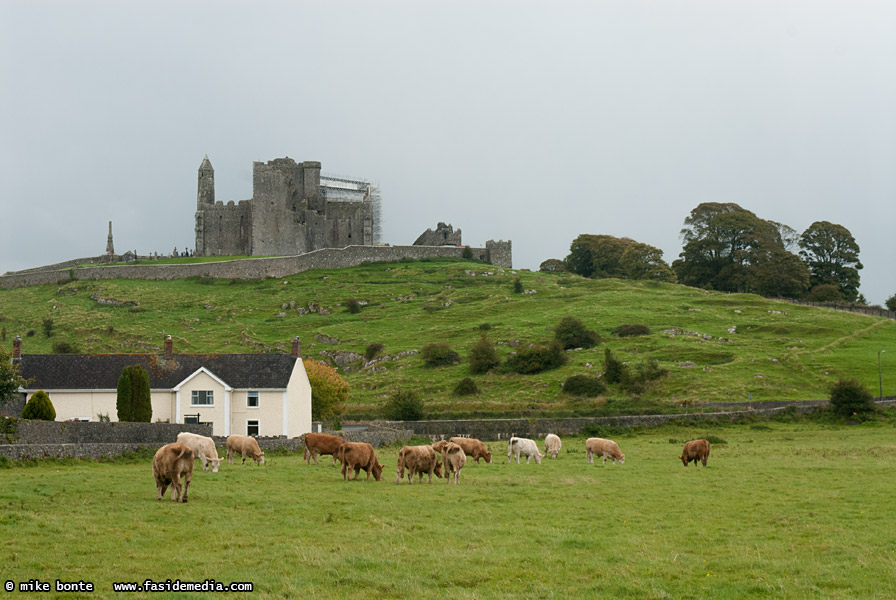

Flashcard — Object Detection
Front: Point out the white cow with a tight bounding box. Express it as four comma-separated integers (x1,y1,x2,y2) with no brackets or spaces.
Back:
508,436,543,464
544,433,562,459
176,431,223,472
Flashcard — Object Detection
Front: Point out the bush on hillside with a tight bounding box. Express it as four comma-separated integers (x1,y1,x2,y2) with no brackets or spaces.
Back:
345,298,361,314
806,284,843,302
613,324,652,337
453,377,480,396
422,342,460,368
886,294,896,313
469,335,500,374
42,318,54,338
51,340,79,354
829,378,875,417
462,247,474,260
506,341,567,374
365,343,385,361
22,390,55,421
603,348,628,385
562,375,607,397
304,358,349,421
513,278,523,294
554,316,600,350
384,389,424,421
539,259,566,273
621,358,668,395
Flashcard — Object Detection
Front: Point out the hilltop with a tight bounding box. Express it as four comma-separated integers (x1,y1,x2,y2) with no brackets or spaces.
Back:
1,259,892,419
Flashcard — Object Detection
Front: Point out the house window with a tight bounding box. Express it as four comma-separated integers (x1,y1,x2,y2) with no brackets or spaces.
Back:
191,390,214,406
247,391,259,408
247,420,260,437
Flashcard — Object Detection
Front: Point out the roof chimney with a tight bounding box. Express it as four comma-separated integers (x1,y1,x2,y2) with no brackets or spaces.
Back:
12,335,21,360
165,335,173,357
291,336,301,358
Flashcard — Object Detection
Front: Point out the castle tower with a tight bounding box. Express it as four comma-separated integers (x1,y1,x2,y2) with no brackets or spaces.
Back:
105,221,115,255
197,155,215,206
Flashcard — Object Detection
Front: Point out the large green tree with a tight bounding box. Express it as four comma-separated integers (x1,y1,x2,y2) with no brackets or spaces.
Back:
672,203,808,297
798,221,863,302
116,365,152,422
0,348,29,403
565,234,674,282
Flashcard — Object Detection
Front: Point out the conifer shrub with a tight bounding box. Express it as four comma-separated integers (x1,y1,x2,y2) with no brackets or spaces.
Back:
562,375,606,397
22,390,55,421
453,377,480,396
116,365,151,422
513,278,523,294
42,318,54,338
554,316,600,349
384,389,424,421
422,342,460,368
829,378,875,417
506,341,567,374
613,324,652,337
365,343,385,361
469,335,500,374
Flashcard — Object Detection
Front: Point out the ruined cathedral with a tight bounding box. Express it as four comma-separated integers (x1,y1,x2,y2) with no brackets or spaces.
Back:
194,156,381,257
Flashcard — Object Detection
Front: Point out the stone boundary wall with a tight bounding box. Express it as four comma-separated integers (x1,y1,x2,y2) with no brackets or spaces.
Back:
0,397,25,418
380,399,896,441
0,245,511,291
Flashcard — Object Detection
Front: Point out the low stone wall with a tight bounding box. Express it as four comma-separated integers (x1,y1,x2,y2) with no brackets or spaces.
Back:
379,400,896,441
0,397,25,418
3,420,212,445
0,443,162,461
0,244,512,290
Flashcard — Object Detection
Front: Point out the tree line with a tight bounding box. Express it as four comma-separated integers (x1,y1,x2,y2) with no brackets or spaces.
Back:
546,202,872,304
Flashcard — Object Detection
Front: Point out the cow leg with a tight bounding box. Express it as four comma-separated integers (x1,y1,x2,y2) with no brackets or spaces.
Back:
171,478,181,502
157,482,167,500
353,465,361,480
227,448,234,465
182,473,191,503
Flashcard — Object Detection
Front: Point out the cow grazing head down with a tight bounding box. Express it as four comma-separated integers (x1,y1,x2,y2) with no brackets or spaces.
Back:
152,442,194,503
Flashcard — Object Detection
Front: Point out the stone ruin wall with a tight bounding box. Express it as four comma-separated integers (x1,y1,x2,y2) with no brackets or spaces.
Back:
0,244,513,291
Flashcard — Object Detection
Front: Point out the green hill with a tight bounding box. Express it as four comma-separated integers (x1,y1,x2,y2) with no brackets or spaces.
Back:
1,259,892,419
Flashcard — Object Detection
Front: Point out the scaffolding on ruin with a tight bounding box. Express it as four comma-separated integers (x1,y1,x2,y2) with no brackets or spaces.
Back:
320,174,382,245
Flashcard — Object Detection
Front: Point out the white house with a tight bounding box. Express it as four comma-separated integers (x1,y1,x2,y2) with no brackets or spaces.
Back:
12,336,311,438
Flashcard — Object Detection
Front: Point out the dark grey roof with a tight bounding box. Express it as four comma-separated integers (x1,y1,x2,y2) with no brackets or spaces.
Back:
17,353,298,390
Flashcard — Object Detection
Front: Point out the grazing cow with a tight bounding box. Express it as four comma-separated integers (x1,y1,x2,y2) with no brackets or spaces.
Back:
152,443,194,503
449,437,492,463
303,433,344,466
397,445,443,484
680,439,711,467
226,434,265,465
337,442,384,481
544,434,562,459
431,440,449,454
441,442,466,484
508,436,543,464
585,438,626,465
176,431,223,473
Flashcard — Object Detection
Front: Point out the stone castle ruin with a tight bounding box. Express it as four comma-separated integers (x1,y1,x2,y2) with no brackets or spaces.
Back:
195,156,382,257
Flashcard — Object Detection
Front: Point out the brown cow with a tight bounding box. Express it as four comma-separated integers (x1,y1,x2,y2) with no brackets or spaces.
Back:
337,442,384,481
303,433,344,465
441,442,466,485
226,434,265,465
585,438,625,465
431,440,449,454
152,442,194,503
680,439,710,467
449,437,492,463
397,445,443,484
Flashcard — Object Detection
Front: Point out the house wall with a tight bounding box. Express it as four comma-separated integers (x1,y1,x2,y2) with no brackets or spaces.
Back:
286,358,312,437
23,389,175,423
230,389,289,437
176,371,230,436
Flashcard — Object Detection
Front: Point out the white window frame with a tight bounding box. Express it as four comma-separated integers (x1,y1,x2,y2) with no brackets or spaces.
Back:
191,390,214,406
246,419,260,437
247,391,259,409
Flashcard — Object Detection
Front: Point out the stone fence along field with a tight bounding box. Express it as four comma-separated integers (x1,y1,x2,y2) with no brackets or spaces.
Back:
0,243,512,290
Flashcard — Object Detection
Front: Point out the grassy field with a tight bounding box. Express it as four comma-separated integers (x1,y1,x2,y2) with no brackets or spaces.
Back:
1,419,894,599
1,259,893,418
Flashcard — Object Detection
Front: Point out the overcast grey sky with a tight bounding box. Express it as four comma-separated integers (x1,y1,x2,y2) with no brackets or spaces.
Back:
2,0,894,304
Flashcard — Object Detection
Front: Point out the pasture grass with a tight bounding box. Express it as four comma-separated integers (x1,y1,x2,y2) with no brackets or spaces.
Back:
2,421,895,598
1,259,894,419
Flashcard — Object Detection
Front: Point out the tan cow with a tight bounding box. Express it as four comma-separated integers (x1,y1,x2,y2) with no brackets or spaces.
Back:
441,442,466,485
449,437,492,463
431,440,449,454
226,434,265,465
176,431,223,472
544,434,562,459
585,438,625,465
303,433,344,465
397,445,443,484
152,442,194,503
337,442,384,481
680,439,710,467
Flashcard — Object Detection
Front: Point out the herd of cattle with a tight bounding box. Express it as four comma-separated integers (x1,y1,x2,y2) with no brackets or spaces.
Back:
152,431,711,502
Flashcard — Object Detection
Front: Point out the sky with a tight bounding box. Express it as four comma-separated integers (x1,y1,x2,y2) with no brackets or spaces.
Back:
2,0,894,305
